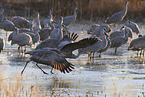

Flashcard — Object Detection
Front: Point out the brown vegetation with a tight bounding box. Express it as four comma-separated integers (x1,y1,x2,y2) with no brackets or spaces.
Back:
1,0,145,21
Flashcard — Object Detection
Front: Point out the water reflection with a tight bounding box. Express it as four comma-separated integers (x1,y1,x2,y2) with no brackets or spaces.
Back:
0,23,145,96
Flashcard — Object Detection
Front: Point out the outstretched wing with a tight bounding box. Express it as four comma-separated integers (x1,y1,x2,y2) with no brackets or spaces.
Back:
30,50,74,73
60,37,99,53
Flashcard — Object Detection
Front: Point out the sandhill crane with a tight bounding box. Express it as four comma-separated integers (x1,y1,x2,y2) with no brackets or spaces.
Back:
34,11,41,30
9,28,33,54
63,7,77,26
109,26,133,39
21,48,75,75
0,20,17,37
50,17,64,41
39,18,55,41
35,32,78,50
110,27,129,54
124,20,140,35
21,37,99,75
12,16,32,30
79,28,107,59
106,2,129,29
98,33,111,57
87,24,100,34
40,9,53,28
0,36,5,53
91,24,112,37
23,27,40,45
128,35,145,57
36,35,98,59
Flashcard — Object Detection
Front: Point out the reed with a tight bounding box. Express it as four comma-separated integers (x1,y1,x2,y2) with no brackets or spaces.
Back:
2,0,145,21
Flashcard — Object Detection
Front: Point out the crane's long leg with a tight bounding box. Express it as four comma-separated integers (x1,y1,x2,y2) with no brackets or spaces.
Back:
99,53,101,58
50,68,54,74
18,46,20,55
140,50,142,58
21,60,31,75
137,51,139,57
36,63,48,74
115,48,117,54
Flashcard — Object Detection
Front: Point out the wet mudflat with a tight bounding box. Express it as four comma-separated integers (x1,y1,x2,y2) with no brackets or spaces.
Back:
0,23,145,97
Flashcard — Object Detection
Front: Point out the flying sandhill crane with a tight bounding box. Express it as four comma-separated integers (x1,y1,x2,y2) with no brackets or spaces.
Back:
63,7,77,26
110,27,129,54
105,2,129,29
21,37,99,75
128,35,145,57
124,20,140,35
0,36,5,53
12,16,32,30
8,28,33,54
21,48,75,75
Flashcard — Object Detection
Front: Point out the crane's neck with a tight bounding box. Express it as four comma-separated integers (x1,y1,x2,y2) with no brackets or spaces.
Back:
73,8,77,18
49,9,53,22
49,21,55,31
34,28,40,42
36,12,41,30
123,2,128,16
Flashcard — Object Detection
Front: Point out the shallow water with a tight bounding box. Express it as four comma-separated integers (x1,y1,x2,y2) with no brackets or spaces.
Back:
0,23,145,97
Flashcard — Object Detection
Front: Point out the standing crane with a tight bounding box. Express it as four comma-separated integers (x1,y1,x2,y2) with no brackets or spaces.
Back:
105,2,129,29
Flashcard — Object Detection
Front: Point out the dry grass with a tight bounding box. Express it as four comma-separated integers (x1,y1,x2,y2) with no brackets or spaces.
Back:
0,73,48,97
2,0,145,21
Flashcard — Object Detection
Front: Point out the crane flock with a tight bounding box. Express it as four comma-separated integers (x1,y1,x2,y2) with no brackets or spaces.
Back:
0,1,144,75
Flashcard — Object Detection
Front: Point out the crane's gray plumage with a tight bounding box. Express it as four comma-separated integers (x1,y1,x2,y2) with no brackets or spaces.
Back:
21,48,75,75
12,16,32,30
106,2,129,24
0,20,16,31
39,19,55,41
0,36,5,53
36,34,99,58
91,24,112,37
23,27,40,45
128,35,145,56
35,32,78,50
21,37,99,75
109,26,133,39
9,28,33,54
63,7,77,26
40,9,53,28
79,28,107,58
35,12,41,30
50,17,64,41
98,33,111,57
110,27,129,54
87,24,100,34
124,20,140,34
